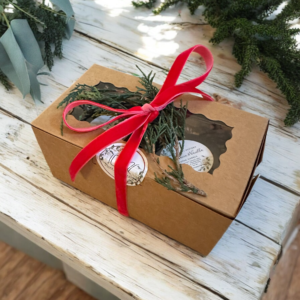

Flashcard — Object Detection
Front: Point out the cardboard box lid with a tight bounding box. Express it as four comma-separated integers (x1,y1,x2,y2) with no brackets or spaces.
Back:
32,64,269,218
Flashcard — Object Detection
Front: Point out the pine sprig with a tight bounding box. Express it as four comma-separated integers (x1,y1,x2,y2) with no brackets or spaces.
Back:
58,67,206,196
133,0,300,126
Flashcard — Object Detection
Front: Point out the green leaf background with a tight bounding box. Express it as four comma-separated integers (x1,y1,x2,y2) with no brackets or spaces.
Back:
0,19,43,101
0,0,75,101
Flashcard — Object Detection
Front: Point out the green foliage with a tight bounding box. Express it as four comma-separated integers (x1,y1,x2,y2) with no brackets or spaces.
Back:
34,4,67,70
58,66,186,153
133,0,300,125
0,0,73,89
132,0,157,9
58,67,205,195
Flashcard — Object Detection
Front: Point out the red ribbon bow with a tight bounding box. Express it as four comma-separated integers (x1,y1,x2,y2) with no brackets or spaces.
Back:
63,45,214,216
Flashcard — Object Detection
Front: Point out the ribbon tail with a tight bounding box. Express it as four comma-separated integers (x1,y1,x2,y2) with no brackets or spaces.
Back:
69,114,149,181
114,118,150,216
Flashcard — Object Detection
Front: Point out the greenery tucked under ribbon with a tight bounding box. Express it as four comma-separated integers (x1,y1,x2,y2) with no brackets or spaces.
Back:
0,0,75,101
58,67,207,196
132,0,300,126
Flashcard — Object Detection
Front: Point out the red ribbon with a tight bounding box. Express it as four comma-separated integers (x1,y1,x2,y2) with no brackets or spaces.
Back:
63,45,214,216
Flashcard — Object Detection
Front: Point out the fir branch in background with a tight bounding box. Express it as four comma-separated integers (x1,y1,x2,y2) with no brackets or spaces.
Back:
132,0,300,126
58,67,206,196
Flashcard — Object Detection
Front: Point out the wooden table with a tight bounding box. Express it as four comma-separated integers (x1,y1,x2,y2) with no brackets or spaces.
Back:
1,1,300,299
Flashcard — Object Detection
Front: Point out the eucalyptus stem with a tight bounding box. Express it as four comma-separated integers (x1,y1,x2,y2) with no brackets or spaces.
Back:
9,1,45,26
2,12,10,27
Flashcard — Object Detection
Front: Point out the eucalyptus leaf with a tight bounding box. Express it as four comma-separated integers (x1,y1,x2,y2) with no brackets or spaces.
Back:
50,0,75,39
0,19,44,101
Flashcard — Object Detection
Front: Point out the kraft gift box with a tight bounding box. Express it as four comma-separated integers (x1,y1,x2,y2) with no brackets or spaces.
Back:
31,65,269,256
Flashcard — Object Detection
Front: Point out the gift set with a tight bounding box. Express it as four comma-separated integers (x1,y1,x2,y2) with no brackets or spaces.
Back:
32,46,268,256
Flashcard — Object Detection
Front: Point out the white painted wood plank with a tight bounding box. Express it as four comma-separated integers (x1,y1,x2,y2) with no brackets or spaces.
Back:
236,179,300,244
0,109,285,299
71,0,300,136
0,165,222,300
256,127,300,194
0,32,299,193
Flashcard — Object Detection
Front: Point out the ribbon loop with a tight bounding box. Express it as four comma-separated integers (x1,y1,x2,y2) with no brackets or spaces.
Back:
63,45,214,216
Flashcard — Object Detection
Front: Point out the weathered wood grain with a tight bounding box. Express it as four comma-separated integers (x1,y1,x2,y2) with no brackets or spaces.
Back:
0,166,225,300
237,179,300,244
256,126,300,194
0,108,289,300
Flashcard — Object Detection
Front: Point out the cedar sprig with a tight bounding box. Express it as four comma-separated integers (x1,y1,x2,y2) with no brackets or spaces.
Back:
58,67,206,196
146,103,206,196
132,0,300,126
135,66,159,101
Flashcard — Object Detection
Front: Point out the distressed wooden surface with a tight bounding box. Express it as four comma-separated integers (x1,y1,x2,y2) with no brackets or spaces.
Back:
0,109,291,300
0,1,299,299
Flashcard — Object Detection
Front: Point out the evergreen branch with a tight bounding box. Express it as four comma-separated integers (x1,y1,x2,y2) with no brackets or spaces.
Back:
234,44,259,87
9,1,45,26
148,136,206,197
132,0,157,9
132,0,300,125
58,66,206,196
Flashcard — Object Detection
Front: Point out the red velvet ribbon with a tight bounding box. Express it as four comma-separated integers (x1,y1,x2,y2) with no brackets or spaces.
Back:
63,45,214,216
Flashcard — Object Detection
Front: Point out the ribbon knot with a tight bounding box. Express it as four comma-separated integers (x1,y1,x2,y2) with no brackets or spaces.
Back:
63,45,214,216
142,103,157,113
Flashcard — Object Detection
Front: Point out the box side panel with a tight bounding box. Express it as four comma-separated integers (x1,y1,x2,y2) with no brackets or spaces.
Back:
32,127,232,256
238,124,269,212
